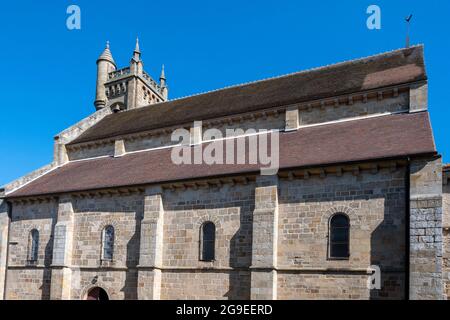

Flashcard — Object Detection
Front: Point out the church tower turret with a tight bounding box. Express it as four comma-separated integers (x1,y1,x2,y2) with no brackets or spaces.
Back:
94,41,116,110
93,39,167,112
160,65,168,100
130,37,143,75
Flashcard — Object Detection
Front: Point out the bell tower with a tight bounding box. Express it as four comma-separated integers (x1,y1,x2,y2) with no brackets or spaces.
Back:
94,39,168,112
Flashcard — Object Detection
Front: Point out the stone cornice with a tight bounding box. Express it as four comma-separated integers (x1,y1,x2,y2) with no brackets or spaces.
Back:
278,159,407,181
8,186,146,204
161,175,257,192
6,159,412,202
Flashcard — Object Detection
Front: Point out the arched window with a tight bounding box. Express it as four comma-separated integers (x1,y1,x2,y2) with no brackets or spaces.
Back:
200,222,215,261
102,225,115,261
28,229,39,263
329,214,350,259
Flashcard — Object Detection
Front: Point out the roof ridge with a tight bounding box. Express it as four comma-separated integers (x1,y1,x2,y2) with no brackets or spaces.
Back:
136,45,424,111
72,44,426,145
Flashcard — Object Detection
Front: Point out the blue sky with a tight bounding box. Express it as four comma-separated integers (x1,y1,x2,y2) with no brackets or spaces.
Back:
0,1,449,186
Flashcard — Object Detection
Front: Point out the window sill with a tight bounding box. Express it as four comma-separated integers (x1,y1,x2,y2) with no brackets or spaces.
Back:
327,257,350,261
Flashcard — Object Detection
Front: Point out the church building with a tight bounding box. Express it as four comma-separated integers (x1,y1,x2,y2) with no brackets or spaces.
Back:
0,41,448,300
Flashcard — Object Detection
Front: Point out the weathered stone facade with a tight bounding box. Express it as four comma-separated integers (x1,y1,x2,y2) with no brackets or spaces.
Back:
1,160,441,300
409,158,443,299
277,167,407,300
0,45,446,300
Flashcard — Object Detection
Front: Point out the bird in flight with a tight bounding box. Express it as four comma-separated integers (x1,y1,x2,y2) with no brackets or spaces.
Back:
405,14,413,22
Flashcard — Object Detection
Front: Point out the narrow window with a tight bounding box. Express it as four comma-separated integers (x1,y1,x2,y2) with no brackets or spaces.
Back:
200,222,215,261
329,214,350,259
28,229,39,263
102,225,115,261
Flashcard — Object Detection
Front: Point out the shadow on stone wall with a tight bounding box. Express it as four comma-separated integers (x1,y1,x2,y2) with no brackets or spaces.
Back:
121,217,140,300
226,212,252,300
40,223,55,300
369,191,406,300
202,199,253,300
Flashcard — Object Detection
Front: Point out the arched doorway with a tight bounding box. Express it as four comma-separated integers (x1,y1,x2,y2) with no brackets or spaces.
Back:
86,287,109,300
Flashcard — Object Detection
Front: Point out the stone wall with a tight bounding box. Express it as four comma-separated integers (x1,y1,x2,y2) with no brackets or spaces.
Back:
443,181,449,228
125,133,176,153
7,201,57,267
5,200,57,299
2,161,443,300
71,194,143,268
206,113,285,138
278,168,405,270
162,184,254,269
158,183,254,300
160,271,251,300
70,193,143,300
6,268,51,300
72,269,138,300
277,167,406,299
278,272,404,300
297,92,408,126
278,273,370,300
4,194,144,300
409,157,443,300
67,142,115,161
443,228,450,299
0,199,9,299
153,178,269,300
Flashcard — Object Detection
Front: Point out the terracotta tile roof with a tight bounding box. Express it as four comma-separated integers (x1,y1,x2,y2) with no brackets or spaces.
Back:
70,46,427,145
7,112,436,198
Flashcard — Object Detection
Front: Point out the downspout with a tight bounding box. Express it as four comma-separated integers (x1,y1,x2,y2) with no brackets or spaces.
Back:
3,200,12,300
405,157,411,300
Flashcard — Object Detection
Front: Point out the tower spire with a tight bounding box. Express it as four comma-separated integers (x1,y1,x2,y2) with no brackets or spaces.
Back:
160,64,168,100
134,37,140,53
160,64,166,82
132,37,141,62
98,41,116,66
